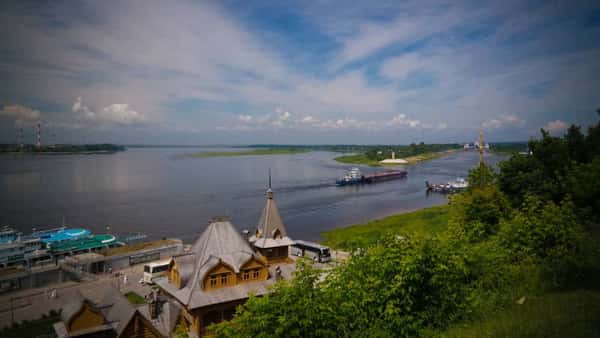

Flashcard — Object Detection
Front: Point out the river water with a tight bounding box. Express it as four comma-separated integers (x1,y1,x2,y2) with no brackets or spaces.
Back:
0,149,505,243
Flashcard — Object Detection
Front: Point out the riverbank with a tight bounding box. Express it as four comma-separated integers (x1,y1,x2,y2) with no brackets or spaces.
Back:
180,148,309,158
321,204,450,250
334,148,460,167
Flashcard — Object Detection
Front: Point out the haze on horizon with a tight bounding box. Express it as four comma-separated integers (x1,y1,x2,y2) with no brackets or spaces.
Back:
0,0,599,145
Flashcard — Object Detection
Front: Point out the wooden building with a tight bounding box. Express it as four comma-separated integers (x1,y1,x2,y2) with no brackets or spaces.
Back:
157,219,295,336
53,286,164,338
156,186,295,336
248,187,295,263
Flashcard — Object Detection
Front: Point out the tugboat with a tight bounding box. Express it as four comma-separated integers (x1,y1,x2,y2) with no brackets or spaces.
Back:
336,168,364,186
336,168,407,186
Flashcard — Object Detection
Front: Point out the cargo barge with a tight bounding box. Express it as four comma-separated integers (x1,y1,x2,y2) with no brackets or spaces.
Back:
336,167,407,186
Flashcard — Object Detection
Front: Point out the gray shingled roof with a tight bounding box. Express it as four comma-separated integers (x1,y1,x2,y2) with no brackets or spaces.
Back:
157,263,296,309
56,284,141,338
172,253,196,287
60,290,86,324
98,286,137,335
250,189,294,248
158,220,267,309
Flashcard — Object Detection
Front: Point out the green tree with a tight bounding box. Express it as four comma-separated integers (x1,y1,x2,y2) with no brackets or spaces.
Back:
467,163,496,189
562,158,600,223
323,236,470,337
212,261,335,338
565,125,587,163
498,196,582,266
449,185,511,242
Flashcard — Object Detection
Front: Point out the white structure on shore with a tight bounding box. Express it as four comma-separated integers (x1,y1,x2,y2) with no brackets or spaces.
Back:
380,151,408,164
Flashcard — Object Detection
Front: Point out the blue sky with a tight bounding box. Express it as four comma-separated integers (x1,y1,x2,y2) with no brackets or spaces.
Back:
0,0,599,144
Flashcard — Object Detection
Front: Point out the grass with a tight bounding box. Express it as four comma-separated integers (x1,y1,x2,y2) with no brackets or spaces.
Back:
125,291,147,305
430,290,600,338
321,205,450,250
103,239,178,256
182,148,309,158
334,154,382,166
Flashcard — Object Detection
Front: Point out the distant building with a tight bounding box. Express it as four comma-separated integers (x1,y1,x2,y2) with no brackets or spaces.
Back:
156,185,295,336
379,151,408,164
53,285,164,338
464,142,489,150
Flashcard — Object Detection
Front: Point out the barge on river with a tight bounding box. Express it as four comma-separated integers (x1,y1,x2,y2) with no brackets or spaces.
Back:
336,167,407,186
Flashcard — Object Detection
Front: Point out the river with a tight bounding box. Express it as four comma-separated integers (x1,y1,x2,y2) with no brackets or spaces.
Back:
0,148,505,243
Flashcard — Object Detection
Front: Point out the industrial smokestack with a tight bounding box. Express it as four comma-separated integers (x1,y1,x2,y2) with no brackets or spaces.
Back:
36,123,41,148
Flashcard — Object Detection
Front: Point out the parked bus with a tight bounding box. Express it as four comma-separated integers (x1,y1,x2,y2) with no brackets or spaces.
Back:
142,259,170,284
291,240,332,263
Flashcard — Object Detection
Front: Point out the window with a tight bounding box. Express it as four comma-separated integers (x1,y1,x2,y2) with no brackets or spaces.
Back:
243,271,250,280
252,269,260,279
210,275,217,287
220,273,228,286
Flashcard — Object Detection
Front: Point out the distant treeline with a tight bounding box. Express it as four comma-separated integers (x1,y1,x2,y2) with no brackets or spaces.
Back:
247,143,462,160
0,143,126,153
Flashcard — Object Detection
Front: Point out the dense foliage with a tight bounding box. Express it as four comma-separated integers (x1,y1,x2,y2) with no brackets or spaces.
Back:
213,114,600,337
498,117,600,222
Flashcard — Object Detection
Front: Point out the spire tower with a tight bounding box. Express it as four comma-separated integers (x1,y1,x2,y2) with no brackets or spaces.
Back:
479,129,485,167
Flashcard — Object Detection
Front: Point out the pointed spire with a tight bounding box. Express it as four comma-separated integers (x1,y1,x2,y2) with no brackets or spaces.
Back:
254,169,288,242
479,128,485,167
267,168,273,199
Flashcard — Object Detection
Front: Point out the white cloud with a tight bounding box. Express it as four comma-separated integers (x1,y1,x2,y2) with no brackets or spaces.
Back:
300,116,317,124
238,115,253,123
100,104,144,125
72,97,145,126
72,97,95,119
482,114,525,129
0,104,41,124
387,114,421,128
543,120,568,135
380,53,423,79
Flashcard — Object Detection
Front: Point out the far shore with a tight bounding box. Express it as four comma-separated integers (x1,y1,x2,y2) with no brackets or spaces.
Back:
179,148,309,158
334,148,461,167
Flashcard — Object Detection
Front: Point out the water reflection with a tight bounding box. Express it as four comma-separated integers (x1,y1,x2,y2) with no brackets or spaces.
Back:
0,149,505,242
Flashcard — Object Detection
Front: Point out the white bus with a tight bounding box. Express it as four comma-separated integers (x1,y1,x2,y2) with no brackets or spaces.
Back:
143,259,171,284
291,240,332,263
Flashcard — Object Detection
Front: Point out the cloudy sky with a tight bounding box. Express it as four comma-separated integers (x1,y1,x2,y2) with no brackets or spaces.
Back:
1,0,599,144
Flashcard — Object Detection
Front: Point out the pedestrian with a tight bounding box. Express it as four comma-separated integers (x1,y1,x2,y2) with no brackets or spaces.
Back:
123,275,128,285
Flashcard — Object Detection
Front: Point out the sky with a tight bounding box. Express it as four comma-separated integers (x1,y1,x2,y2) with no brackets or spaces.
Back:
0,0,599,145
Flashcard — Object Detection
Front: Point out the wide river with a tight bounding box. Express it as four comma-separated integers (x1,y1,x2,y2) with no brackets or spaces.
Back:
0,149,505,243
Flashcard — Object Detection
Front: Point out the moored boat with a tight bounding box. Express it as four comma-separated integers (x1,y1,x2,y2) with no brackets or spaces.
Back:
425,177,468,193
